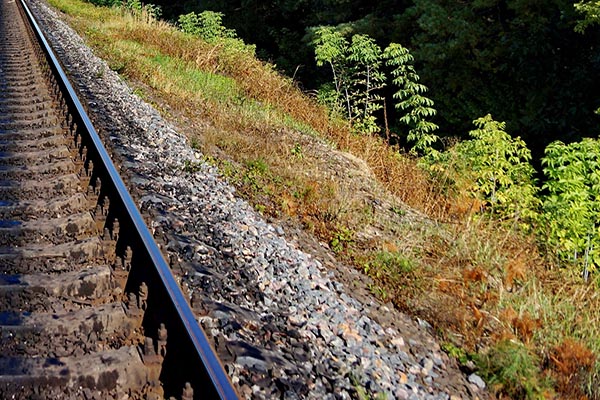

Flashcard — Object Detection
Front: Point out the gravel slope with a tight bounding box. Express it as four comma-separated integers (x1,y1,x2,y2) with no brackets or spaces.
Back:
29,1,488,398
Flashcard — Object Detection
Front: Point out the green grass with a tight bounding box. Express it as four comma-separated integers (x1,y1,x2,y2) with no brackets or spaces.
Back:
476,340,549,399
149,54,240,103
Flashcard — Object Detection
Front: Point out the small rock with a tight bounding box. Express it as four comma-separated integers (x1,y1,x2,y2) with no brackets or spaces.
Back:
396,388,409,400
236,356,269,373
263,297,273,307
239,385,252,398
399,372,408,384
468,373,486,390
391,336,405,349
421,358,434,374
319,326,334,343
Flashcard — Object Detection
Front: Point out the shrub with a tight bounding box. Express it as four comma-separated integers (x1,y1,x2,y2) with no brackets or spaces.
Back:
178,11,236,42
541,138,600,277
438,115,539,227
476,340,548,399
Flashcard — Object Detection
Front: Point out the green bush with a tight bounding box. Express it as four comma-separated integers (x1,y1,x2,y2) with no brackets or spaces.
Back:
177,11,254,55
436,114,539,227
178,11,236,41
541,138,600,276
476,340,549,399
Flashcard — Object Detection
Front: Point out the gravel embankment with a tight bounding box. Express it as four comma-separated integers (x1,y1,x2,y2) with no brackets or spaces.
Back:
29,1,488,398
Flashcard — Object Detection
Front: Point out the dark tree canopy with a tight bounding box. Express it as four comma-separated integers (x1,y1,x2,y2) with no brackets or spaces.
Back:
153,0,600,160
401,0,600,157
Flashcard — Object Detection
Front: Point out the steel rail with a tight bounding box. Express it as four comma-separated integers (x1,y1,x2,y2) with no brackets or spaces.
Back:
16,0,239,398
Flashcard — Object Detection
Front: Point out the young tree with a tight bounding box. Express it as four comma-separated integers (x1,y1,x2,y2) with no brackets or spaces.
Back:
312,26,351,117
347,34,385,134
384,43,439,156
541,138,600,277
313,28,386,134
453,115,539,224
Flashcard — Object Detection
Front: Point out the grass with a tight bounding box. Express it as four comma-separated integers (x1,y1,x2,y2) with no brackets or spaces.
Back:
476,340,548,398
47,0,600,398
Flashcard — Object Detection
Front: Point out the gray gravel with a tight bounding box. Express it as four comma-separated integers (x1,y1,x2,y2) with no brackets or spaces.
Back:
28,1,486,398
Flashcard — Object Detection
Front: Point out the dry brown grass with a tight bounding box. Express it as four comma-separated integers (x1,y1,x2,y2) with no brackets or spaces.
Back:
550,339,596,399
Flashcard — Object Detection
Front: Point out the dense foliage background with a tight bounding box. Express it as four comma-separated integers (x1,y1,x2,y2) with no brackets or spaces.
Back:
153,0,600,161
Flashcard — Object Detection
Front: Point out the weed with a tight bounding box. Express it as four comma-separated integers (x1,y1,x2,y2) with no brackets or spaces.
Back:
364,251,413,275
132,87,144,97
367,283,390,302
362,251,414,299
109,60,125,73
189,136,201,150
476,340,550,399
330,226,354,254
182,159,203,173
441,342,469,365
94,66,105,78
350,372,387,400
549,338,595,397
291,143,303,159
389,205,405,217
246,158,269,175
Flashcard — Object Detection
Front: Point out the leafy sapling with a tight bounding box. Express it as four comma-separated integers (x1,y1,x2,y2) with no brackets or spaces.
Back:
541,138,600,276
384,43,439,156
347,34,385,134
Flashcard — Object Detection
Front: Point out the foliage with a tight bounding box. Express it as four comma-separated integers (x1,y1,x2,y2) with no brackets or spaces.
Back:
312,26,351,117
312,28,386,134
444,114,540,228
541,138,600,276
330,226,354,254
347,34,385,134
290,143,303,159
476,340,548,399
178,11,236,42
441,342,469,365
142,3,162,20
575,1,600,32
123,0,141,12
383,43,438,156
362,251,413,297
312,29,441,141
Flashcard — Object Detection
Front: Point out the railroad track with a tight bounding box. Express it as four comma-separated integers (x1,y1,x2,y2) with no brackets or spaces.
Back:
0,0,237,398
